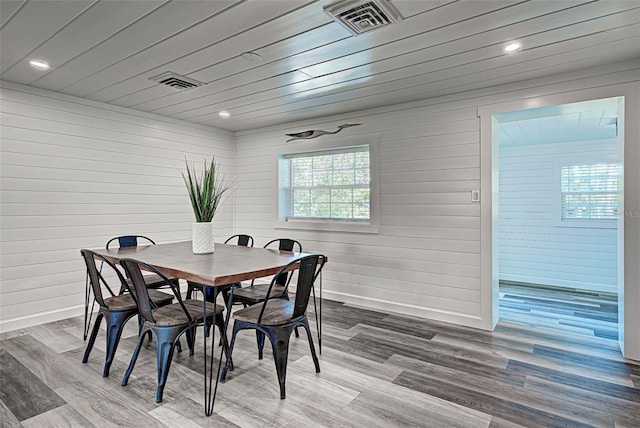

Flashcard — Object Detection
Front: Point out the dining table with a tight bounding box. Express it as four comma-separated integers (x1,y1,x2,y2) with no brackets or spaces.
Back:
91,240,324,416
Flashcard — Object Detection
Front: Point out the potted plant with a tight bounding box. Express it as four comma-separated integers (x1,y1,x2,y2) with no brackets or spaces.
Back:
182,157,231,254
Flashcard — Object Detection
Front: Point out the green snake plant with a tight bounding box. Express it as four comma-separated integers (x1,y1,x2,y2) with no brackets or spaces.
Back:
182,158,231,222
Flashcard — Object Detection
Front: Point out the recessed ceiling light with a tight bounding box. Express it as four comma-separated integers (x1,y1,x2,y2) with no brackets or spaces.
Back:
240,51,262,62
219,111,231,118
29,59,50,70
503,42,521,53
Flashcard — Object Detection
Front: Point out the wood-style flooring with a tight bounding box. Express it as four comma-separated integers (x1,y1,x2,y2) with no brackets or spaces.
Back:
1,298,638,427
500,281,619,340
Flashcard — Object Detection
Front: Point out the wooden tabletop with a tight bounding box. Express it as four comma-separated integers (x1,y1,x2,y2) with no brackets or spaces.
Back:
93,240,315,287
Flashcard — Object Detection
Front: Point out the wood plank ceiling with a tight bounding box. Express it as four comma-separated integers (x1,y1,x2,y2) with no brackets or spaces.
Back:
497,98,620,145
1,0,639,132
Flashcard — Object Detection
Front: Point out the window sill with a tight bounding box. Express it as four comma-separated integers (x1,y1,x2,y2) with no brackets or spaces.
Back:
274,219,379,234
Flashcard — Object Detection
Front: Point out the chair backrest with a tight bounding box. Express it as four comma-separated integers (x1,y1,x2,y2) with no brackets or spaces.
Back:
120,258,191,325
225,234,254,247
264,239,303,286
106,235,157,279
257,254,326,323
81,249,129,307
105,235,156,250
264,238,302,253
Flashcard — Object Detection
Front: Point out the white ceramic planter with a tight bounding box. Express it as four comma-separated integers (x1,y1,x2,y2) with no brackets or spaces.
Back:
192,222,214,254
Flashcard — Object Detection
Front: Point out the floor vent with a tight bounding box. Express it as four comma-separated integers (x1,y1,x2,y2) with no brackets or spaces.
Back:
324,0,403,36
150,72,205,91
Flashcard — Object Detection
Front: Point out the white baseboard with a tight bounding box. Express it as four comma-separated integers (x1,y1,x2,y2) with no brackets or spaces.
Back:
0,305,85,333
320,289,486,330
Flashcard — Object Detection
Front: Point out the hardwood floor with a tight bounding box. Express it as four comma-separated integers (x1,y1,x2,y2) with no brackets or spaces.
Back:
499,281,619,340
1,298,638,427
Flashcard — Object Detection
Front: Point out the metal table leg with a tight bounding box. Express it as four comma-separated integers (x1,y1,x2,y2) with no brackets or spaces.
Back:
311,270,322,354
202,284,235,416
319,270,322,353
83,269,96,341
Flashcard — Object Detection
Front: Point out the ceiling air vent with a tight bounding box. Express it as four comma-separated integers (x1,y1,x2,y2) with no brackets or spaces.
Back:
324,0,403,36
149,72,205,91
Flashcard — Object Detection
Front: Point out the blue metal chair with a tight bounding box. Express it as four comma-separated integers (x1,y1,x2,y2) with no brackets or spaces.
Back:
221,254,326,399
230,238,302,306
119,258,230,403
80,249,174,377
106,235,180,291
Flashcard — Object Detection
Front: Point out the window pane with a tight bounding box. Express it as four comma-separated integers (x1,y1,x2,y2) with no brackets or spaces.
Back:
333,170,354,185
353,203,370,219
331,188,353,203
293,170,312,186
311,189,330,203
353,188,369,203
331,203,353,219
310,203,330,218
333,153,354,170
313,155,332,170
355,168,370,185
313,169,331,186
293,189,310,203
355,151,369,168
294,203,309,217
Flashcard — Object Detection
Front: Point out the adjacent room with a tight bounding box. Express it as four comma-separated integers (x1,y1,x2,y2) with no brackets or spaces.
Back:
496,98,622,340
1,1,639,426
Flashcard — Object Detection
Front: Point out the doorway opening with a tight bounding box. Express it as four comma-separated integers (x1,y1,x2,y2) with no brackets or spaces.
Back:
493,97,623,340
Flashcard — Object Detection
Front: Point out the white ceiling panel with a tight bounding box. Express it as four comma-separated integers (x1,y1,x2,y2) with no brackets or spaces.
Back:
90,0,338,106
0,0,25,27
226,39,637,130
170,4,636,122
185,22,638,126
62,0,313,98
131,1,565,117
498,98,620,145
1,0,638,132
0,0,166,85
0,0,93,73
27,0,240,91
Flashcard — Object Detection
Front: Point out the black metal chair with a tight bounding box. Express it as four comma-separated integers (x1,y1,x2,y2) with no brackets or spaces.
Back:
119,258,230,403
221,254,326,399
186,234,254,305
106,235,180,291
230,238,302,307
80,249,174,377
224,234,254,247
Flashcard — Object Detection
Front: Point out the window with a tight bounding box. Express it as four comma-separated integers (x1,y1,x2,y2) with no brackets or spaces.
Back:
561,163,618,220
279,145,371,222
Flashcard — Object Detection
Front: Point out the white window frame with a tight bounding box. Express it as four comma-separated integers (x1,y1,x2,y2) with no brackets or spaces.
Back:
275,139,379,234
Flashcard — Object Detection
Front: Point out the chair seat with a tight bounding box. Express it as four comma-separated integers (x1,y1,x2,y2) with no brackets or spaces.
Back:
150,299,224,327
232,284,287,304
103,289,173,312
233,299,295,326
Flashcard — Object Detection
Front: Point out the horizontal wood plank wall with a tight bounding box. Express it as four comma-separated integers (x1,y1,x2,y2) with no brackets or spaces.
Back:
499,139,618,293
233,60,640,329
0,81,234,332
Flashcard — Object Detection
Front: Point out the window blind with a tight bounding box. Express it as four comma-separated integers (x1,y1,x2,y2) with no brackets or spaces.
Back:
561,163,618,220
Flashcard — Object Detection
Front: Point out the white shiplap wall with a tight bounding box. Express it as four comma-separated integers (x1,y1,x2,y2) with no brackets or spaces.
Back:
234,60,640,329
499,138,618,293
0,81,235,332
